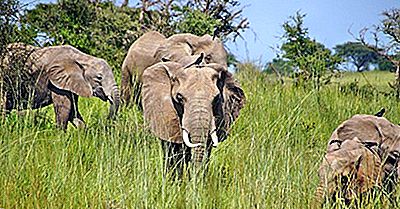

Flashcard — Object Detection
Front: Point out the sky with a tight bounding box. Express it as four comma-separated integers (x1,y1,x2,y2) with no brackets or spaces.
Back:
226,0,400,63
23,0,400,64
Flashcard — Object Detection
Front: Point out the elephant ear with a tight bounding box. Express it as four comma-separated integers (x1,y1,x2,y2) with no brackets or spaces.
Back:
222,71,245,131
46,57,93,97
142,62,184,143
208,64,245,141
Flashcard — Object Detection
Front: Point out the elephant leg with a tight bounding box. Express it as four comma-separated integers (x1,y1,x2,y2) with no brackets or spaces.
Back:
121,66,133,105
161,140,190,179
51,92,72,130
69,94,85,128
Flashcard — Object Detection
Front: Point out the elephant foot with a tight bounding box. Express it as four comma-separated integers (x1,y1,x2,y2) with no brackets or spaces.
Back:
72,118,86,129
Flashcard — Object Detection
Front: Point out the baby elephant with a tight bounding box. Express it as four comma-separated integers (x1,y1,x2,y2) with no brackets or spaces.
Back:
1,43,120,129
315,114,400,206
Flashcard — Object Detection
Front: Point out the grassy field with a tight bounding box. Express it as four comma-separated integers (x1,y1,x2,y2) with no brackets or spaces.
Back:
1,68,400,208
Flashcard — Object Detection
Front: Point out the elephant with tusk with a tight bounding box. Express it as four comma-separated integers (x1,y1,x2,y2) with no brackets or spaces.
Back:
315,114,400,206
1,43,120,129
121,31,228,106
141,59,245,173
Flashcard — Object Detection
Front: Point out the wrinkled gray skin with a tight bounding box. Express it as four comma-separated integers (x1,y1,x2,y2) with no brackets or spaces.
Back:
314,114,400,206
142,60,245,174
2,43,120,129
121,31,228,106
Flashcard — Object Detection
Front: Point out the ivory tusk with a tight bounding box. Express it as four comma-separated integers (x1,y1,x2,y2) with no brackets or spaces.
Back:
210,119,219,147
211,131,219,147
107,95,114,104
182,129,201,148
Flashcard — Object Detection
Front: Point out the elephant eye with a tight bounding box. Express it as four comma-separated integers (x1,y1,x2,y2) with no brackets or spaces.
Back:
205,54,212,63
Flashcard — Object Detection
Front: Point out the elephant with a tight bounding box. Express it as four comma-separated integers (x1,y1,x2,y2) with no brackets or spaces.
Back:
315,114,400,206
121,31,228,106
141,59,245,174
315,137,382,206
1,43,120,129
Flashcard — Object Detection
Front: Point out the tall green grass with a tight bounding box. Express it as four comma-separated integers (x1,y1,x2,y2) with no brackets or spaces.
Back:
1,68,399,208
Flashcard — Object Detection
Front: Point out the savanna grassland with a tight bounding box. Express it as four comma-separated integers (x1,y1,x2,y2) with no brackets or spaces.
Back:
1,66,400,208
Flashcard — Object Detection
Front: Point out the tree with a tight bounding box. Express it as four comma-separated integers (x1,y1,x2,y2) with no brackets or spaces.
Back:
356,8,400,97
334,42,379,72
278,11,342,88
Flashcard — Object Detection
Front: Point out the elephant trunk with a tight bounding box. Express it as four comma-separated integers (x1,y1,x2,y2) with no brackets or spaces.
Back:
184,99,214,168
102,70,120,119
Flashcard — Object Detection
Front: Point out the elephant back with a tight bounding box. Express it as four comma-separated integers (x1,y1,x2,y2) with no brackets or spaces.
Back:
122,31,167,82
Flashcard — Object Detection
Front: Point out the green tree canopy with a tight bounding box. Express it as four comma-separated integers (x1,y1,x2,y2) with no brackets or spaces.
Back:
334,42,379,72
276,11,342,88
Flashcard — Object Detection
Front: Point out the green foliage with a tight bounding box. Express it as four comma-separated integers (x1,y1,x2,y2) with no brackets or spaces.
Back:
0,0,35,51
174,6,221,37
278,11,342,89
179,0,249,41
334,41,379,72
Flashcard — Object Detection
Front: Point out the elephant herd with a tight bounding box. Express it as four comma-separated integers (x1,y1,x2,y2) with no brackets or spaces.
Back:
2,31,400,206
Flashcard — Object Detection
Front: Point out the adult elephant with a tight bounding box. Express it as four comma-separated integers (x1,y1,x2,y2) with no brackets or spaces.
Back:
121,31,228,106
1,43,120,129
141,59,245,174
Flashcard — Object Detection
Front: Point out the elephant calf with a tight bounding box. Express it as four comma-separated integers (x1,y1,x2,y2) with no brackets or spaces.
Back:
1,43,120,129
315,114,400,206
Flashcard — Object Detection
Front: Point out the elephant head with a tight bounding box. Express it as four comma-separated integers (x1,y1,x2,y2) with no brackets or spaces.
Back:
315,138,382,205
142,60,245,167
43,54,120,120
